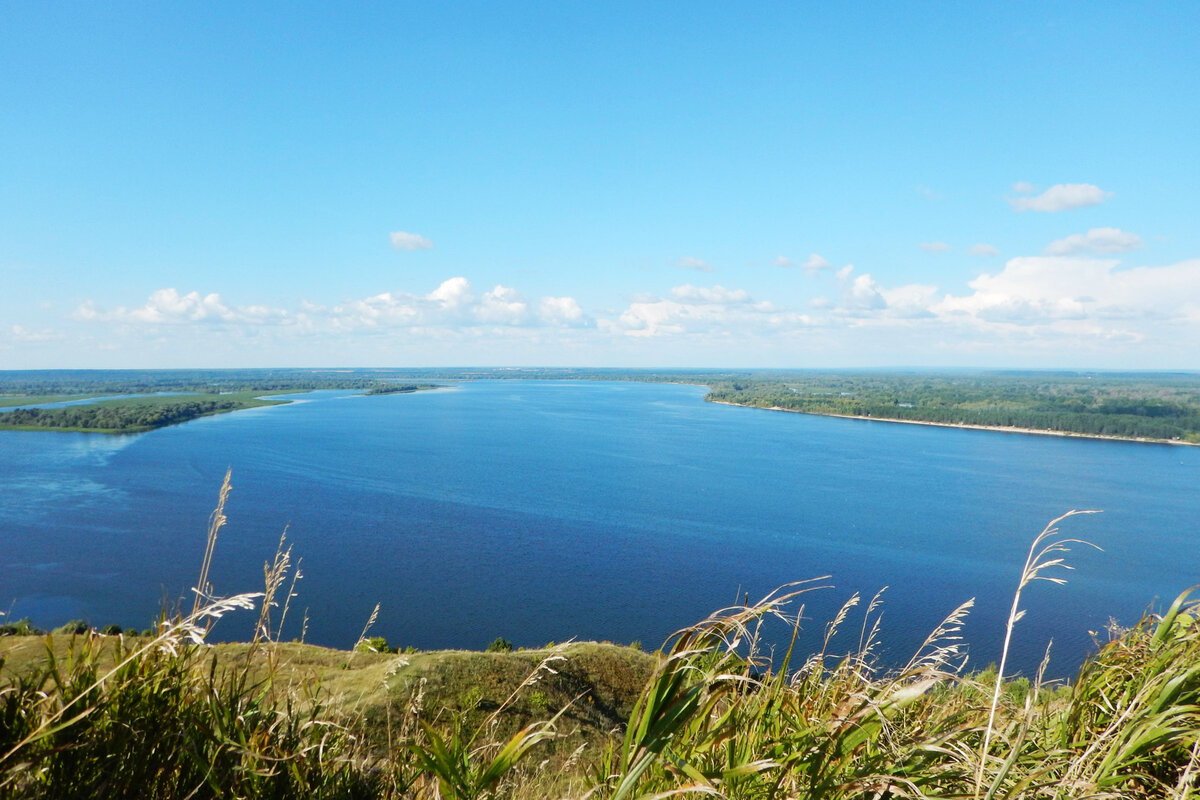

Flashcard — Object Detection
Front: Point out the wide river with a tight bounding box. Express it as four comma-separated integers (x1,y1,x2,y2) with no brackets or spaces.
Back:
2,380,1197,677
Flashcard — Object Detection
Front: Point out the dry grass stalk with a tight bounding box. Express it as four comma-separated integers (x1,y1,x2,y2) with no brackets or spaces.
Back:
975,508,1100,797
192,467,233,616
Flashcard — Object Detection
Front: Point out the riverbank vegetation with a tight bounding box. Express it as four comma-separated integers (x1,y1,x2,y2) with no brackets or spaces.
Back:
3,486,1200,798
0,371,443,433
0,391,291,433
707,372,1200,443
4,367,1200,442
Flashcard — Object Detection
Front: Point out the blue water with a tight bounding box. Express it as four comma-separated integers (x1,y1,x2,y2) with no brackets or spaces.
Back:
1,380,1197,678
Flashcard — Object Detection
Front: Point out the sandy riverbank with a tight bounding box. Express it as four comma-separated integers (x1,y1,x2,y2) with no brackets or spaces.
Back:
709,400,1199,447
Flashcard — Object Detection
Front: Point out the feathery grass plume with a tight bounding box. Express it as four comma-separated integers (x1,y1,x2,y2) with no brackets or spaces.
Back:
856,586,888,664
278,556,303,639
351,603,382,660
608,580,829,800
192,467,233,616
0,589,262,784
902,596,975,674
254,527,294,644
975,509,1100,797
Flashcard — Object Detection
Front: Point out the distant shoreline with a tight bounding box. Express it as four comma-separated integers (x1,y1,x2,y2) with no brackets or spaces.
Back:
709,399,1200,446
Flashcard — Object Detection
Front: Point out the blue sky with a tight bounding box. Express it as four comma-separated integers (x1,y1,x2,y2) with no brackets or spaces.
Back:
2,2,1198,369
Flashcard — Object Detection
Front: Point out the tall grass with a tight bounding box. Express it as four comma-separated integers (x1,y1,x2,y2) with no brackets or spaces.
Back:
2,481,1199,799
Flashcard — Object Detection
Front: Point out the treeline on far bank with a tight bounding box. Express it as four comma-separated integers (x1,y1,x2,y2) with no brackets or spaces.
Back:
0,393,284,433
706,373,1200,442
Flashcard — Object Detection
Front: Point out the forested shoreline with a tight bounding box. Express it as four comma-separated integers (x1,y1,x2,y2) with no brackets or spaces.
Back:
4,368,1200,441
0,393,286,433
706,373,1200,443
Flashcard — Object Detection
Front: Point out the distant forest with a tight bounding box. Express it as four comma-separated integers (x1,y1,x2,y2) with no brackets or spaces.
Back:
3,368,1200,442
0,393,288,433
706,372,1200,443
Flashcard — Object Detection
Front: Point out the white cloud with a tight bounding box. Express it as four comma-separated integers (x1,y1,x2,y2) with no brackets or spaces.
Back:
1044,227,1142,255
802,253,832,274
968,243,1000,257
617,300,687,337
539,296,588,326
7,324,62,343
773,255,796,268
475,285,528,324
881,284,939,318
676,256,713,272
613,284,795,338
63,258,1200,366
842,274,888,311
1008,183,1112,212
669,284,750,304
1012,181,1037,194
389,231,434,251
73,288,282,325
936,257,1200,326
920,241,951,253
426,276,473,308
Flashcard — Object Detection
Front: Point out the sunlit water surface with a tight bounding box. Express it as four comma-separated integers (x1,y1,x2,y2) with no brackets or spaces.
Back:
2,380,1197,678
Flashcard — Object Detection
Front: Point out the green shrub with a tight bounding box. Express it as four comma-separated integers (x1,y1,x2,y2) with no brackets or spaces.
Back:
0,618,43,637
486,637,513,653
355,635,392,653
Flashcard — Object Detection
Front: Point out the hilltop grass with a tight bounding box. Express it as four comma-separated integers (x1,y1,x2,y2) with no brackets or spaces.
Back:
3,478,1199,798
5,587,1200,798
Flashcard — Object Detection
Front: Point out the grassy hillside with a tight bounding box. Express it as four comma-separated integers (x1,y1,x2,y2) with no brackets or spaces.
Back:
3,581,1200,799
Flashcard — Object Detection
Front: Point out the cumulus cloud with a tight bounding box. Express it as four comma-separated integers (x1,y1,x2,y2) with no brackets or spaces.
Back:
1044,227,1142,256
936,257,1200,326
613,284,796,338
969,243,1001,257
1008,183,1112,212
802,253,832,274
65,258,1200,363
426,276,473,308
75,279,593,341
880,284,939,318
842,273,888,311
920,241,952,253
539,296,588,326
73,288,280,325
1012,181,1037,194
676,256,714,272
670,284,750,304
773,255,796,268
389,231,434,251
475,285,528,324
